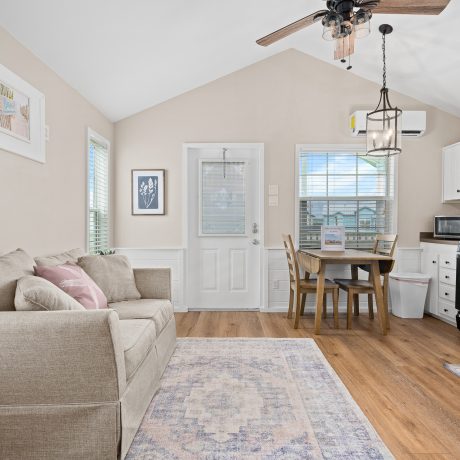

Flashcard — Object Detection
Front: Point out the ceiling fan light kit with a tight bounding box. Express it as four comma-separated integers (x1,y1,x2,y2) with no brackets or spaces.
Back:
256,0,450,65
366,24,403,157
353,9,372,38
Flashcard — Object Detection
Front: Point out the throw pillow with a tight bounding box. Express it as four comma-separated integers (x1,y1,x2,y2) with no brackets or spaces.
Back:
0,248,35,311
78,255,141,303
34,248,85,267
35,262,108,309
15,275,85,311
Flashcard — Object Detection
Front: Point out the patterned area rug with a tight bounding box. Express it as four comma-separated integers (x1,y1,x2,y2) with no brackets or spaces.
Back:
127,339,393,459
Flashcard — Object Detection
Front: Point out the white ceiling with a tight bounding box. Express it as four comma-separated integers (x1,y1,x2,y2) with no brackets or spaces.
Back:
0,0,458,122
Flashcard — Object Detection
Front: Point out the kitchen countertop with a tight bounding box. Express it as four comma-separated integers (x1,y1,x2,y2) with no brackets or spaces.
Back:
420,232,459,245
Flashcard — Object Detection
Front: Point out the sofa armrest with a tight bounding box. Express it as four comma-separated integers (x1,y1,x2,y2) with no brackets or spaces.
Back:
0,310,126,406
133,268,171,300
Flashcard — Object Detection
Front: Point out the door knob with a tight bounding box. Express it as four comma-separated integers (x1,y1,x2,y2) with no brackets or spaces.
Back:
251,239,260,245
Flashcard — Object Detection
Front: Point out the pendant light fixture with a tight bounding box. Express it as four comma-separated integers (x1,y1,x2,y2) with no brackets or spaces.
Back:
366,24,402,157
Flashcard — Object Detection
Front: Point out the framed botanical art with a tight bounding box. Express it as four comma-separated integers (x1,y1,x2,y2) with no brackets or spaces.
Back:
132,169,166,215
0,64,45,163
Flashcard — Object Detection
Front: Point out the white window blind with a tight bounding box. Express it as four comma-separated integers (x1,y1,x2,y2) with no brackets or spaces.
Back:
298,151,394,249
200,161,246,235
88,136,109,254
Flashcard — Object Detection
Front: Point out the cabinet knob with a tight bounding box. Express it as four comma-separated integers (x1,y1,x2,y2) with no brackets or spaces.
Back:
445,292,449,296
445,261,450,264
432,260,436,264
457,189,460,193
444,308,449,313
445,275,450,279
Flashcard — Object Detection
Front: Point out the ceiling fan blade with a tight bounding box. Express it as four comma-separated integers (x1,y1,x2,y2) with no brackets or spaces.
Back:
372,0,450,15
355,1,380,8
256,10,328,46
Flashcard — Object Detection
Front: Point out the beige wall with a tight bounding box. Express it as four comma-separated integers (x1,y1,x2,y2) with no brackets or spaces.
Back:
115,49,460,249
0,27,114,256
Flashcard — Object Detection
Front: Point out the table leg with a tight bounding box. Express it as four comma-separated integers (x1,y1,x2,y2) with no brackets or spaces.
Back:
370,261,388,336
351,265,360,316
314,264,326,335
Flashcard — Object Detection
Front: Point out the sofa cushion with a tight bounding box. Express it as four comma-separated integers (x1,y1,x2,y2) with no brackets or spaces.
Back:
35,263,108,310
119,319,156,381
0,249,35,311
34,248,85,267
78,255,141,303
15,275,85,311
109,299,173,337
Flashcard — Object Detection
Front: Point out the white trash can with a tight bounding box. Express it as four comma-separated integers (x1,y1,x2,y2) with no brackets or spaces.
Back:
389,272,431,319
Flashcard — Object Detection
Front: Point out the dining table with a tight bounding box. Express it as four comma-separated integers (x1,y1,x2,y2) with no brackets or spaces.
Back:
296,249,394,335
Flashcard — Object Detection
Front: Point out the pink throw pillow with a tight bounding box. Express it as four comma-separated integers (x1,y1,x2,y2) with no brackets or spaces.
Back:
35,262,108,310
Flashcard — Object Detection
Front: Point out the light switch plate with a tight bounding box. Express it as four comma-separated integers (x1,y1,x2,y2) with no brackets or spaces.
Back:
268,184,279,195
269,195,279,207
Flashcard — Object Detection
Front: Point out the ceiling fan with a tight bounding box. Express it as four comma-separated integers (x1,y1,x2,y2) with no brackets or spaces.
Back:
256,0,450,65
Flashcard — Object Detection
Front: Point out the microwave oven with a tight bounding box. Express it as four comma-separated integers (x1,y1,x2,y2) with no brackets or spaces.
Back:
434,216,460,239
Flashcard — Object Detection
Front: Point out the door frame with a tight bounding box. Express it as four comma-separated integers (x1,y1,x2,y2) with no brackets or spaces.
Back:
182,142,265,310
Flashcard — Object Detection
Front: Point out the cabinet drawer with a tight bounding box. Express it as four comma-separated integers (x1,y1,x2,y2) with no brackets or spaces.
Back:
439,267,456,286
438,300,457,321
439,255,456,269
439,284,456,302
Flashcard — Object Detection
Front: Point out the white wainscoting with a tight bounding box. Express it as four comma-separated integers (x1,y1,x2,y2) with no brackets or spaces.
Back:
115,248,186,312
117,246,423,313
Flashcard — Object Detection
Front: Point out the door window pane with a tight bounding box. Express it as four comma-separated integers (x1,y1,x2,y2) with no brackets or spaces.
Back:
201,161,246,235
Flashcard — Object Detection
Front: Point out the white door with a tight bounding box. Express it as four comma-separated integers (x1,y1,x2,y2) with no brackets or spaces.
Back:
185,143,263,310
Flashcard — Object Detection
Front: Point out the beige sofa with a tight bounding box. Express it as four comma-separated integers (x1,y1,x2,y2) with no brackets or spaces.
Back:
0,250,177,460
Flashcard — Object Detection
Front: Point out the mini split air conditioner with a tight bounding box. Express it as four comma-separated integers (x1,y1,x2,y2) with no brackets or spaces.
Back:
350,111,426,137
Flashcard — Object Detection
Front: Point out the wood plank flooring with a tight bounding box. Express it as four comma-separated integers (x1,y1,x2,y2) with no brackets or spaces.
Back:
175,311,460,459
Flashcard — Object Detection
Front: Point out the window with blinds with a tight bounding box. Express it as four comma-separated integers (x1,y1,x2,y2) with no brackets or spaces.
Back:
88,134,110,254
200,161,246,235
298,151,395,250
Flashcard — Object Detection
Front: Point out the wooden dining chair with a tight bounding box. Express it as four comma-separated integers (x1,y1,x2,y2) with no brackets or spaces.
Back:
334,234,398,329
282,234,339,329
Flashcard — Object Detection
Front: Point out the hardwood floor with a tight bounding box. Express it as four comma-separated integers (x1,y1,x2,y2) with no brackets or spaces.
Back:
176,311,460,459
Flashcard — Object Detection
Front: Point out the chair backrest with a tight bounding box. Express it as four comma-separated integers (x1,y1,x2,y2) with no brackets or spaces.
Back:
372,234,398,258
282,234,301,285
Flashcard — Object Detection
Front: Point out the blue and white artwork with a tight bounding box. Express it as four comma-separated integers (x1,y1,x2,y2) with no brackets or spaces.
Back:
138,176,158,209
132,169,165,215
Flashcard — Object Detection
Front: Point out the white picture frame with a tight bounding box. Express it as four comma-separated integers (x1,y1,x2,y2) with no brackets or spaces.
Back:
132,169,166,215
0,64,45,163
321,225,346,251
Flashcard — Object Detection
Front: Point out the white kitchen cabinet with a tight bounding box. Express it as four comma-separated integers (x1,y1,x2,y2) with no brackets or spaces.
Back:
420,243,439,315
442,142,460,202
420,242,457,326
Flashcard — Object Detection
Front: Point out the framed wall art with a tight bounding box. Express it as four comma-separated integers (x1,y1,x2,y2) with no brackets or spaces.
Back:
321,225,346,251
132,169,166,215
0,64,45,163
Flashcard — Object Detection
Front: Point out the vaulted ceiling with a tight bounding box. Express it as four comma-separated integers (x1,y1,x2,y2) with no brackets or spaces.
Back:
0,0,458,121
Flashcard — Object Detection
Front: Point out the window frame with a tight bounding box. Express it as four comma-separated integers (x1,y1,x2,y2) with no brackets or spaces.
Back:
294,144,398,249
86,128,111,254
